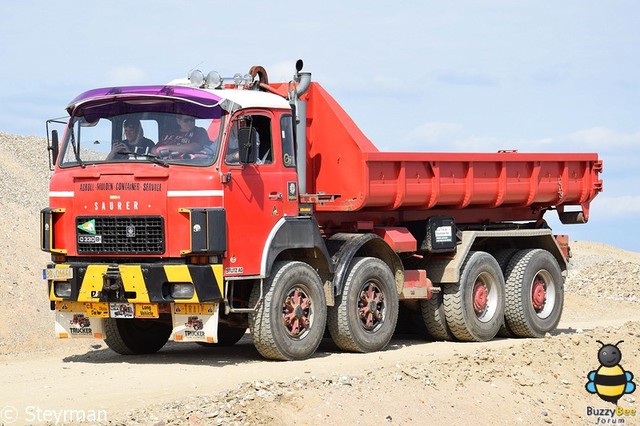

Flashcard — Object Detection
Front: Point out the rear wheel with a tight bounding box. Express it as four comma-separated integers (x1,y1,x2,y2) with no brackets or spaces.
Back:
420,292,455,341
328,257,399,353
504,249,564,338
443,251,505,342
493,249,519,338
104,315,172,355
249,261,327,361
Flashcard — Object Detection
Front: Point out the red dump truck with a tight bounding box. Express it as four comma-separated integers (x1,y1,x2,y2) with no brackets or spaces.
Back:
42,61,602,360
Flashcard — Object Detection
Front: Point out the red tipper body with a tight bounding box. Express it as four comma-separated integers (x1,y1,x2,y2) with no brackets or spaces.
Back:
290,82,602,223
41,64,602,360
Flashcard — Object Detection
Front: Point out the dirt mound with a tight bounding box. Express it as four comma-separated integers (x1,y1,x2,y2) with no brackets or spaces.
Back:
0,132,54,354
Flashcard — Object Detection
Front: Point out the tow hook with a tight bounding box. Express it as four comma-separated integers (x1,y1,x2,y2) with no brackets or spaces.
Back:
101,266,126,302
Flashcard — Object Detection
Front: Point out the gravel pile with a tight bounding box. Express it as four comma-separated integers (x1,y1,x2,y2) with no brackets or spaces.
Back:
568,260,640,303
0,132,52,213
0,132,54,354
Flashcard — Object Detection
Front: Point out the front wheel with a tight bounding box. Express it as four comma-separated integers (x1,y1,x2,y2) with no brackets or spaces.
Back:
104,315,172,355
249,261,327,361
504,249,564,338
327,257,399,353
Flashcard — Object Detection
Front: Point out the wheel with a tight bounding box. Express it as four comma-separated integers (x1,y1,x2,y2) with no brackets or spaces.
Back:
504,249,564,338
104,314,172,355
249,261,327,361
420,292,455,341
327,257,399,353
443,251,505,342
493,249,519,338
196,325,247,347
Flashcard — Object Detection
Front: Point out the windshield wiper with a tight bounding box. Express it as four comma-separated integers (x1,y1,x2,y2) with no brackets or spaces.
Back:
118,151,170,167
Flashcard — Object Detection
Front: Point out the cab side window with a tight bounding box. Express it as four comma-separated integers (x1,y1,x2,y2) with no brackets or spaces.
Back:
280,114,296,168
225,114,273,165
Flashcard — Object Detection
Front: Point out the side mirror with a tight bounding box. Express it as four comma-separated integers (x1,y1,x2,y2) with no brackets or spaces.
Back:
49,129,60,167
237,127,257,164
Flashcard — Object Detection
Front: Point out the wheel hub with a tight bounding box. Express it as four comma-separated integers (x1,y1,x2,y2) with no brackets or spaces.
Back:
473,280,488,315
358,283,384,331
283,287,311,337
532,279,546,311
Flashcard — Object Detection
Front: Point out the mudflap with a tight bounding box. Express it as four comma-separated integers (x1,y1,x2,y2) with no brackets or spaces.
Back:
55,310,105,339
170,303,219,344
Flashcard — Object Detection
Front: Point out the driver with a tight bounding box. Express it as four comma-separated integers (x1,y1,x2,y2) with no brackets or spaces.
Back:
106,119,155,160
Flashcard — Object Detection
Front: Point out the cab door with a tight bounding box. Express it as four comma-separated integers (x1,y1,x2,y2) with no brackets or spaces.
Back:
220,111,297,277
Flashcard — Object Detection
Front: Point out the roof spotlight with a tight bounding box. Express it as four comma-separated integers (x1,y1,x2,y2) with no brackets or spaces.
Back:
188,69,205,87
206,71,222,89
242,73,254,85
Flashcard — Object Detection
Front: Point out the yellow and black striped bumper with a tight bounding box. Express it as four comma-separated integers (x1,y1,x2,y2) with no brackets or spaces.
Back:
47,263,223,304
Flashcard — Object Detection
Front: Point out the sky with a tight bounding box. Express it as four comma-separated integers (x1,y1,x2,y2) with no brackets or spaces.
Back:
1,1,639,251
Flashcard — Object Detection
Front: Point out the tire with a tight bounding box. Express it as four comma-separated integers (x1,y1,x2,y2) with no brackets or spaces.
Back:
493,248,519,271
196,325,247,347
104,314,172,355
504,249,564,338
249,261,327,361
420,292,455,341
327,257,399,353
493,249,519,338
443,251,505,342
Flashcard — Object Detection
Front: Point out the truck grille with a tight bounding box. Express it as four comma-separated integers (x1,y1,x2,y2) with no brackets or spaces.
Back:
76,216,165,254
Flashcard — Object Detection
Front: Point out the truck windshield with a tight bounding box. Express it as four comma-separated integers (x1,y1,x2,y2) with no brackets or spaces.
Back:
59,111,223,167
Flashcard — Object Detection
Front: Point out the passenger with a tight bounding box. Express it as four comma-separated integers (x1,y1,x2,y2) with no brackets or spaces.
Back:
226,116,260,163
152,115,212,157
107,119,155,160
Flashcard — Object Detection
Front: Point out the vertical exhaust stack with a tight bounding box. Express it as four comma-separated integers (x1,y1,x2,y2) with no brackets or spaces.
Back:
290,59,311,195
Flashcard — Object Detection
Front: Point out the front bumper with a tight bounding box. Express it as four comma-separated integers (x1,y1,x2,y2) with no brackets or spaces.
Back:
46,262,223,304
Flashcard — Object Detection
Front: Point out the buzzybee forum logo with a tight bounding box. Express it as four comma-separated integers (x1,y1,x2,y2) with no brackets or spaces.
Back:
586,340,636,404
585,340,637,421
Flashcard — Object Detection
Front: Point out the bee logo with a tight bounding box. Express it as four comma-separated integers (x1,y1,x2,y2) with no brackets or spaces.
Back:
585,340,636,404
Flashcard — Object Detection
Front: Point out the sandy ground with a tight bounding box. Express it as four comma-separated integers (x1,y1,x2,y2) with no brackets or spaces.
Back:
0,242,639,426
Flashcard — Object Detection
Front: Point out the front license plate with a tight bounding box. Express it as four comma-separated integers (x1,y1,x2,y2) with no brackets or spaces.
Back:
44,267,73,280
109,303,134,319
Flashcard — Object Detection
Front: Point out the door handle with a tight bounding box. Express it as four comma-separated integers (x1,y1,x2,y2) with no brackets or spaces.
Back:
268,192,283,200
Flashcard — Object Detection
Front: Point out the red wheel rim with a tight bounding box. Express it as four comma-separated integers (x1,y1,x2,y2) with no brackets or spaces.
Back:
473,280,488,315
358,282,384,332
282,287,312,338
531,278,546,312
